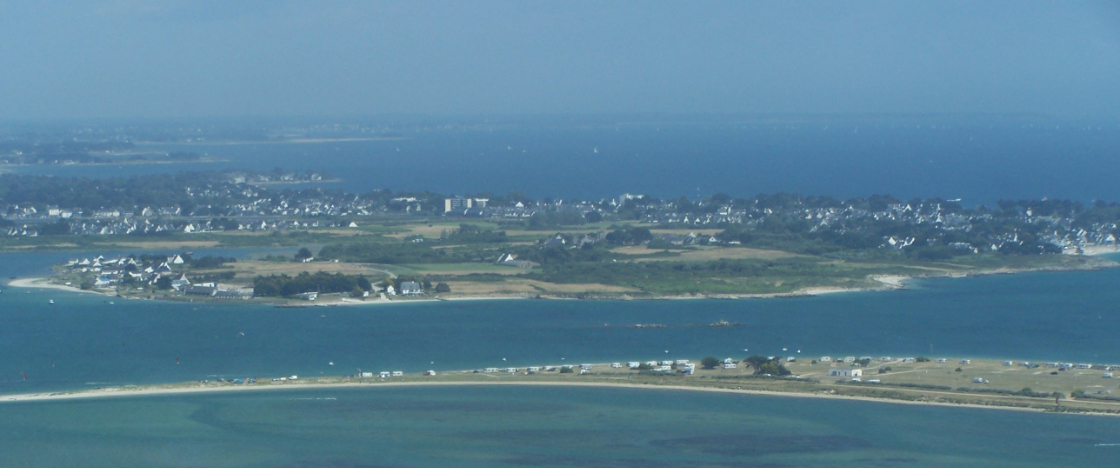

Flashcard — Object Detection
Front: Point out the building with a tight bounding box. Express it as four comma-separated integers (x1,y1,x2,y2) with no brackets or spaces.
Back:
444,197,473,213
400,281,423,295
496,253,540,269
184,285,217,297
829,368,863,378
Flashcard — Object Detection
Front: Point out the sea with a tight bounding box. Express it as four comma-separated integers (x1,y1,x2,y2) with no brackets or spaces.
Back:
3,120,1120,466
8,121,1120,205
2,250,1120,466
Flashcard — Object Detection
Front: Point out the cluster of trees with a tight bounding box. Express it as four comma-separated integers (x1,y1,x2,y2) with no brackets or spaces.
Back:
0,172,241,214
187,255,237,269
253,272,373,297
743,356,792,376
443,224,508,243
605,227,652,246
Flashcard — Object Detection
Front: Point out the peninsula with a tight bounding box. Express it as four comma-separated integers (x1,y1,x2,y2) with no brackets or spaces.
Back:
3,171,1118,302
6,355,1119,416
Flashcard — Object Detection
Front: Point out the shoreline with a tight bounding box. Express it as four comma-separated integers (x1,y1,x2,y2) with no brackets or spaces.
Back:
0,157,225,169
6,277,108,296
2,379,1114,417
8,257,1116,305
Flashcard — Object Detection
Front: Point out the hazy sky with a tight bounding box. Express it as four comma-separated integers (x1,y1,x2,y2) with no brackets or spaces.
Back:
0,0,1118,119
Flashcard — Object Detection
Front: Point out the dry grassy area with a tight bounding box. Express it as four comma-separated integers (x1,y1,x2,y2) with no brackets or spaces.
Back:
612,245,801,261
383,223,480,239
444,279,641,296
196,260,382,285
783,357,1117,397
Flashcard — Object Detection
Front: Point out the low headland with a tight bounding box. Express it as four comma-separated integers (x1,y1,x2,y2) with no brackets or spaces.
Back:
5,356,1119,416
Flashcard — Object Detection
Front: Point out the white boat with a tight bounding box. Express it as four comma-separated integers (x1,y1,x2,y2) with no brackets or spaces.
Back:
49,299,54,304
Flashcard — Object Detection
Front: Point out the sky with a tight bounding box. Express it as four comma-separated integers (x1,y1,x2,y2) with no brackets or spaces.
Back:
0,0,1117,120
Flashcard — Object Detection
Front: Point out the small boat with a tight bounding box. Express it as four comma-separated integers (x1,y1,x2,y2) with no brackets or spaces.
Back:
49,299,54,304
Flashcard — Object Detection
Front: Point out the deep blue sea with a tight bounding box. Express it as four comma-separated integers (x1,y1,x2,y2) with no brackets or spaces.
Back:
10,123,1120,204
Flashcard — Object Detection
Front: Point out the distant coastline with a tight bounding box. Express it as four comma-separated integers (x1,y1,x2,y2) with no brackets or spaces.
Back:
0,157,225,169
134,137,405,146
7,256,1116,306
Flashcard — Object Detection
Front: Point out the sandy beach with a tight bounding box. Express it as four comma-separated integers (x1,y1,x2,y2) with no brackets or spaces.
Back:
4,379,1107,417
6,277,108,296
1078,244,1120,256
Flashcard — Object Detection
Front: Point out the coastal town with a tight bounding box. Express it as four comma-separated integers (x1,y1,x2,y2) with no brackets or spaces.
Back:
2,170,1118,256
4,170,1118,301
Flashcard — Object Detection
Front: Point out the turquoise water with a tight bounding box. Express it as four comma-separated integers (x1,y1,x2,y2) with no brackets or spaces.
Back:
3,251,1120,395
2,385,1118,467
3,250,1120,466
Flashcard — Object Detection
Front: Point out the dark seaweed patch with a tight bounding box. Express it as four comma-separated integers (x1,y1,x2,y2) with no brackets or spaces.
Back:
278,459,407,468
651,433,871,455
504,453,791,468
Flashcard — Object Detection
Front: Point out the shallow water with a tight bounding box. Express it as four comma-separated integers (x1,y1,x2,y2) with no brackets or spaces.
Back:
2,385,1117,467
3,251,1120,396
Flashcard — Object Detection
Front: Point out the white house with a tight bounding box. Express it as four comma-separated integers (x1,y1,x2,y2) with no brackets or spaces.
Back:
400,281,423,295
829,368,863,378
